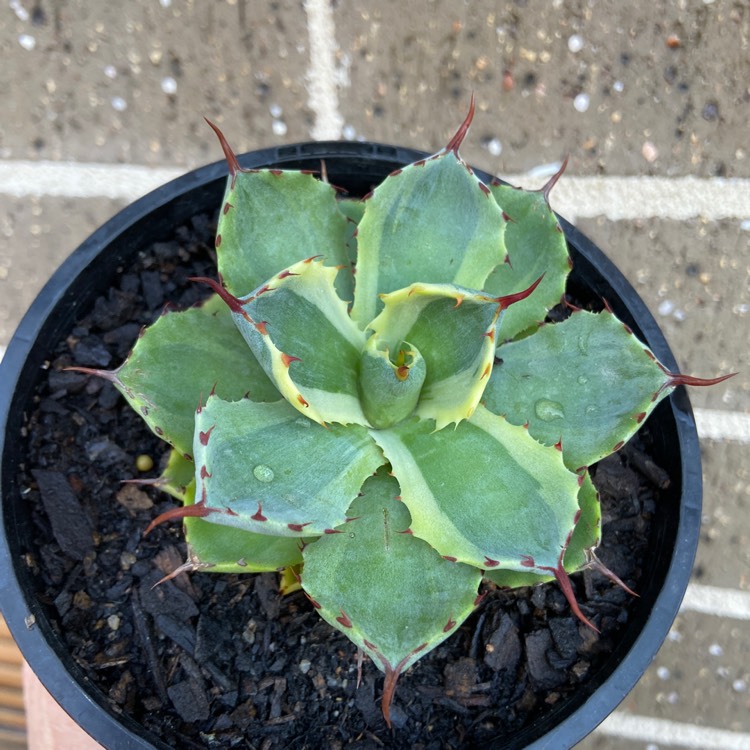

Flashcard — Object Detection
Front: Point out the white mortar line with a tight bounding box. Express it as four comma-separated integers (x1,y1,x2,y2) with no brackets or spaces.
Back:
681,583,750,620
694,407,750,444
596,712,750,749
3,160,750,222
0,160,182,201
303,0,344,140
502,173,750,222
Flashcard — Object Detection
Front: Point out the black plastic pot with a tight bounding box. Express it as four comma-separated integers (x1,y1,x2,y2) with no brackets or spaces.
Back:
0,143,701,749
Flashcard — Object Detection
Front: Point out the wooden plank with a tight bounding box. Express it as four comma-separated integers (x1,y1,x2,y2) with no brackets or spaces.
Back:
0,706,25,731
0,686,23,713
0,726,27,750
0,615,23,708
0,664,22,691
0,618,23,668
0,616,15,640
0,615,26,745
0,643,23,669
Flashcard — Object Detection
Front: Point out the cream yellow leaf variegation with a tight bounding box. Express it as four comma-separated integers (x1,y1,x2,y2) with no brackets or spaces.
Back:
366,283,500,429
194,257,369,427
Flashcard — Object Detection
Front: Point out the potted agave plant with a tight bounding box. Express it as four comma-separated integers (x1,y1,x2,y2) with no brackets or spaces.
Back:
0,98,730,748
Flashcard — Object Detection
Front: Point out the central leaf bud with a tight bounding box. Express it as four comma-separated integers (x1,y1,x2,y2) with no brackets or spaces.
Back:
359,335,426,429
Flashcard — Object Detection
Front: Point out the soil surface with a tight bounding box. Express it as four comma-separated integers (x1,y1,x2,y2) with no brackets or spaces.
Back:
19,211,663,749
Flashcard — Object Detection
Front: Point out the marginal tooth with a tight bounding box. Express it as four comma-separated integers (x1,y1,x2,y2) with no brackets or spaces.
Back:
281,353,301,368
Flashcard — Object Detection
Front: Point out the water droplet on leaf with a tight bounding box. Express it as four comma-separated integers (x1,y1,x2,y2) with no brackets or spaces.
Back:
253,464,275,483
577,375,588,385
535,399,565,422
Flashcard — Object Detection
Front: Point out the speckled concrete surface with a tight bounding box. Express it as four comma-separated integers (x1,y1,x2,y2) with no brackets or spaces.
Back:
1,2,748,748
0,195,126,345
2,1,748,176
627,613,749,730
693,441,750,591
0,1,313,165
336,0,750,178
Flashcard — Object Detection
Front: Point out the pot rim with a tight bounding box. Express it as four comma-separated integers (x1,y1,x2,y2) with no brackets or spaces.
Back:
0,141,701,750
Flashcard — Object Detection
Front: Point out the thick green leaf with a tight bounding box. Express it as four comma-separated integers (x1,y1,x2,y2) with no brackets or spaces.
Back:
216,169,352,300
351,151,507,327
301,472,481,719
337,197,365,269
485,471,601,588
193,396,384,536
156,449,196,501
358,336,426,429
183,483,304,574
371,405,581,571
146,452,305,573
565,470,601,569
367,283,500,429
484,182,570,341
484,310,671,470
102,294,279,457
185,518,305,573
216,257,369,426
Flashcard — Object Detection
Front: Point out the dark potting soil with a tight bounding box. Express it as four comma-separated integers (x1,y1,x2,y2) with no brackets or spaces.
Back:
18,211,661,749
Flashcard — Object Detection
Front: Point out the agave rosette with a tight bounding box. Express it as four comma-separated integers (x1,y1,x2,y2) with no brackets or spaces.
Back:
78,101,729,725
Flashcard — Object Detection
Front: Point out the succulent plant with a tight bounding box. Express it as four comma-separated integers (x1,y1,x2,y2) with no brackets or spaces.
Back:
75,98,731,726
